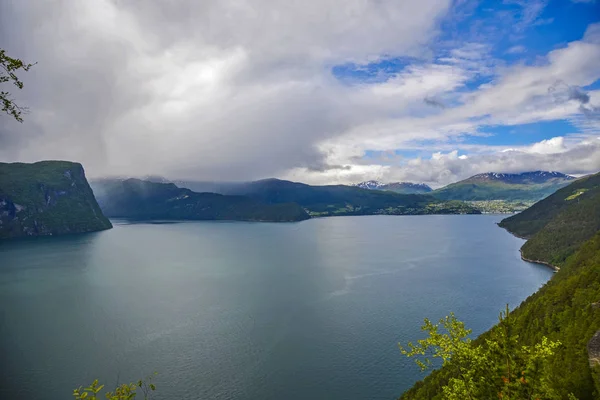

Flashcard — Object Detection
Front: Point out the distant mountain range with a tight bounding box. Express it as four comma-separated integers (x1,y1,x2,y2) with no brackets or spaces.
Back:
90,178,310,222
132,170,576,204
169,178,479,217
3,164,581,239
132,171,579,216
465,171,574,185
431,171,575,202
0,161,112,238
353,180,433,194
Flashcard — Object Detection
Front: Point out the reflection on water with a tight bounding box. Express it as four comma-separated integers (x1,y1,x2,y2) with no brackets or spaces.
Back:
0,215,553,400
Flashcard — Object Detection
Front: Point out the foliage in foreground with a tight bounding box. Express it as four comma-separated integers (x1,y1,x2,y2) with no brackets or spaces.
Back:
1,49,34,122
73,377,156,400
400,232,600,400
400,307,568,400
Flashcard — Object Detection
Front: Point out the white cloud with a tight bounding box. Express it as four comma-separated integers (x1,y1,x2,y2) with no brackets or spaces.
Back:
0,0,452,180
527,137,568,154
0,2,599,186
506,45,526,54
287,136,600,187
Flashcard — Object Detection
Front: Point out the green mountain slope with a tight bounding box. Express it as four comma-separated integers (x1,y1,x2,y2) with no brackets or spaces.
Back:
90,178,310,222
400,173,600,400
432,171,574,202
499,171,600,267
207,178,480,216
400,232,600,400
0,161,112,238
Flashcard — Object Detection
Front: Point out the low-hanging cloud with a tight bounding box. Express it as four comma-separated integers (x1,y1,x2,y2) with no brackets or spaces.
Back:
423,97,446,108
287,138,600,187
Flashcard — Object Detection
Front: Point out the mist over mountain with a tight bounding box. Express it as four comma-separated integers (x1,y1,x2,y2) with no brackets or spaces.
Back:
90,178,310,222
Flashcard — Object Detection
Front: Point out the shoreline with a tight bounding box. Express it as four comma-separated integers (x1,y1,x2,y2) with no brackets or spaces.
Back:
497,223,560,272
519,249,560,272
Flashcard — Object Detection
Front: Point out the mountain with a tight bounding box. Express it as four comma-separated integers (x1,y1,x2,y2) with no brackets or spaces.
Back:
171,180,248,195
432,171,575,202
353,180,433,194
401,232,600,399
196,178,479,216
401,172,600,400
499,171,600,267
90,178,310,222
0,161,112,239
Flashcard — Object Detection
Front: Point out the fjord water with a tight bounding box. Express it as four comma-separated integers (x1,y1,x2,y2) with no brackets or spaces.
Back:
0,215,552,400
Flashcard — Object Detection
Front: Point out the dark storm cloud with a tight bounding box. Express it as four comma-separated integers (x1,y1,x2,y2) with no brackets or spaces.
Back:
423,96,446,108
305,163,352,173
548,79,600,119
568,87,591,104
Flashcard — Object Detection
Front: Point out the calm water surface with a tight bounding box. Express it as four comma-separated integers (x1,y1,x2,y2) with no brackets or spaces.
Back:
0,215,553,400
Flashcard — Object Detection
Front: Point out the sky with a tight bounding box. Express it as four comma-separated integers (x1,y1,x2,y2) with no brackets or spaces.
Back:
0,0,599,187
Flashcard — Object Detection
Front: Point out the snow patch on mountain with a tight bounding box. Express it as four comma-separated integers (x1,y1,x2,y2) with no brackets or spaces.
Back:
353,181,433,193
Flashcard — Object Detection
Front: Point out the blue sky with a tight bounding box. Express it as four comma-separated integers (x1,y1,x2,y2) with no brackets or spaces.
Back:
1,0,599,186
328,0,600,177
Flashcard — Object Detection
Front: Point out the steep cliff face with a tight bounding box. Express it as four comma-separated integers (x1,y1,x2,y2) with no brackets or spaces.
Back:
0,161,112,238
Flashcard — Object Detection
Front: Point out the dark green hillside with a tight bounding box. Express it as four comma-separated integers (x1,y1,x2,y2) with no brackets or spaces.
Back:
499,172,600,238
400,232,600,400
90,179,310,222
0,161,112,238
499,172,600,266
400,173,600,399
432,171,574,202
214,178,479,216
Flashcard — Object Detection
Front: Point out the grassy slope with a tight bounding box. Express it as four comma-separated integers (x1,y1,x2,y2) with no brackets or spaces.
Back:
0,161,112,238
499,172,600,266
432,178,573,202
91,179,310,222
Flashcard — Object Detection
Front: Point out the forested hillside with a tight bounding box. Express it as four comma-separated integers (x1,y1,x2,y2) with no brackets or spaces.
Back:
499,172,600,267
204,178,480,216
400,233,600,399
400,172,600,399
0,161,112,238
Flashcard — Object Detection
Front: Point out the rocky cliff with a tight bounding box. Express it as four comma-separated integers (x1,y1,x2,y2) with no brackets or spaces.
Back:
0,161,112,238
